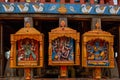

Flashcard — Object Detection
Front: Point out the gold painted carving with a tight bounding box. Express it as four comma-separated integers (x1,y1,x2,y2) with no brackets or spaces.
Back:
58,5,67,14
10,23,44,68
82,22,114,68
48,20,80,66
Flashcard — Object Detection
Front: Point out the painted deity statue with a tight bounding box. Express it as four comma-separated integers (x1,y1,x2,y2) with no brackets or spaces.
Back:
86,39,109,66
87,40,108,60
17,39,37,61
52,37,74,61
23,40,36,60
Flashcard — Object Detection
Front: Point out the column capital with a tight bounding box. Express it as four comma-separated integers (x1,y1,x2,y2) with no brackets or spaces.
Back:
59,17,68,27
24,17,33,27
91,18,101,30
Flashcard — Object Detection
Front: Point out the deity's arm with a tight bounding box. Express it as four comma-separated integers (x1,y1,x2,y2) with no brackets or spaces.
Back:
18,45,24,52
87,45,94,53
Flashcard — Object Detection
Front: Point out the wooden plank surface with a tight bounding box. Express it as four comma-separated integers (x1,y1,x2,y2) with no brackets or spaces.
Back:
0,77,120,80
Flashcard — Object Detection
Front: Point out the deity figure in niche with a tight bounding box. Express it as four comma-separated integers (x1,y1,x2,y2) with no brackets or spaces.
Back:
87,39,109,61
17,38,38,61
52,36,74,61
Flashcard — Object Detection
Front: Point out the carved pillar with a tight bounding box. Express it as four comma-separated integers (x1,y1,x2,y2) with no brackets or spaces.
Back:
93,68,101,79
117,26,120,77
60,66,68,78
91,18,102,79
91,18,101,30
24,17,33,27
0,23,4,77
16,17,34,77
59,17,68,78
59,17,68,27
91,18,96,30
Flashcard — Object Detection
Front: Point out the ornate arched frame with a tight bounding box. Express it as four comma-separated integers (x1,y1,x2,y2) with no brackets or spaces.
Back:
10,34,44,68
82,36,114,68
49,32,80,66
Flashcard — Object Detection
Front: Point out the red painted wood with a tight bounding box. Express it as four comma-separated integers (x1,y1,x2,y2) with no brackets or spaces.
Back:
118,0,120,5
61,66,66,71
80,0,85,4
90,0,94,4
0,24,4,77
0,0,4,2
20,0,25,2
51,0,55,3
61,0,65,4
119,1,120,5
70,0,74,3
41,0,45,3
100,0,104,4
104,0,109,4
109,0,114,5
31,0,35,2
10,0,14,2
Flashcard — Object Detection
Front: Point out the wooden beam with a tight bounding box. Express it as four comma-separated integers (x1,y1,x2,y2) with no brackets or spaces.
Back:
20,0,25,2
80,0,85,4
31,0,35,2
0,0,4,2
0,23,4,77
61,0,65,4
70,0,74,3
100,0,104,4
51,0,55,3
40,0,45,3
119,0,120,5
117,26,120,77
90,0,94,4
10,0,14,2
0,14,120,21
109,0,114,5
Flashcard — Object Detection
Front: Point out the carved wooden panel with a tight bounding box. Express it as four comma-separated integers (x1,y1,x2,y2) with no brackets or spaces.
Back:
48,21,80,66
10,23,44,68
82,24,114,68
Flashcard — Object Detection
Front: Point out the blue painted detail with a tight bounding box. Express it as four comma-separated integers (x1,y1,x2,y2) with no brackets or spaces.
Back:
65,4,82,14
0,2,120,15
44,3,60,13
0,3,4,13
